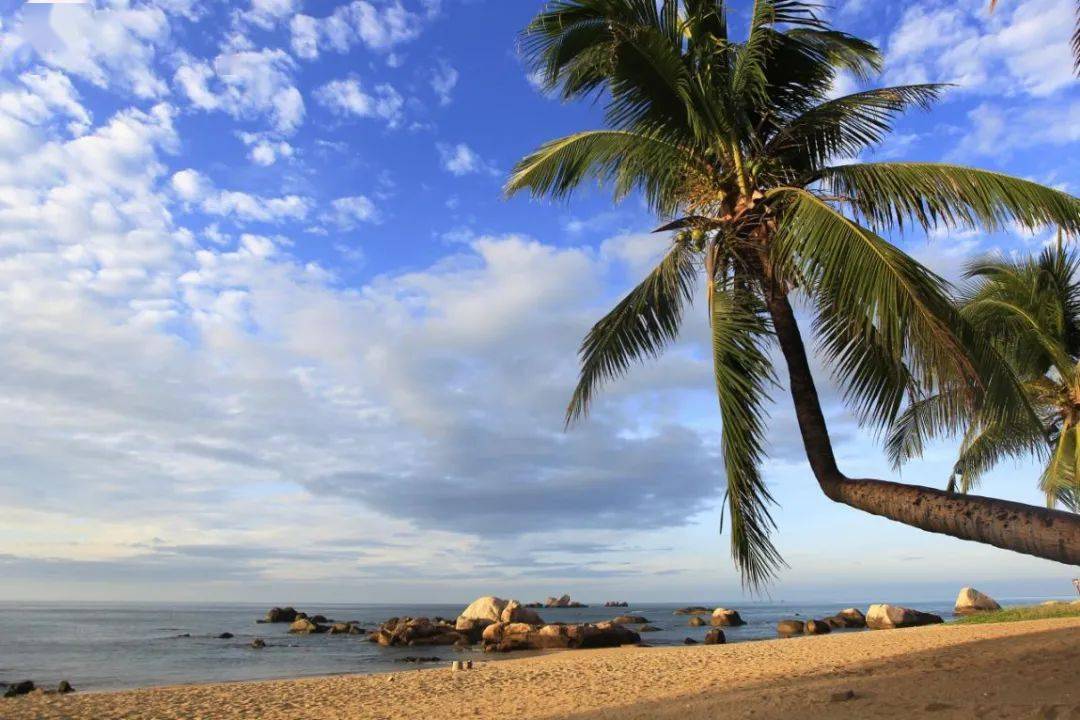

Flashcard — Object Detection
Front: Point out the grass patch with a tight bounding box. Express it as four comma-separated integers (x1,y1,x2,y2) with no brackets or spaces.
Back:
952,602,1080,625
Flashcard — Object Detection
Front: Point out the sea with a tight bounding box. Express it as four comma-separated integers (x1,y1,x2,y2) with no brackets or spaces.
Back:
0,598,1057,692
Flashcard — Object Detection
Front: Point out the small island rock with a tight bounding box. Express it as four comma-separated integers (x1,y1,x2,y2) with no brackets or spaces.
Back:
710,608,746,626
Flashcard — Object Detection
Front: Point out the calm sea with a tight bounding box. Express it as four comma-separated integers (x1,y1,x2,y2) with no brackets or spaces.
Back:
0,598,1032,691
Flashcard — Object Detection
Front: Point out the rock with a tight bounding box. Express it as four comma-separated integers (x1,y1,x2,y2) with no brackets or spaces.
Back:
460,596,510,624
3,681,35,698
329,622,364,635
954,587,1001,614
703,629,725,645
710,608,745,627
604,601,629,607
309,614,329,624
250,638,266,649
217,632,234,639
57,681,75,694
543,594,586,608
482,621,638,652
369,617,467,647
834,608,867,628
688,616,706,627
501,600,544,625
830,690,856,702
673,607,711,615
611,615,649,624
264,607,299,623
777,620,805,637
399,656,442,663
866,604,944,630
805,619,831,635
289,618,327,634
637,625,661,632
683,637,698,645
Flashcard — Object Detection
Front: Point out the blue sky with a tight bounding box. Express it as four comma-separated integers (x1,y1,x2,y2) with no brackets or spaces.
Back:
0,0,1077,605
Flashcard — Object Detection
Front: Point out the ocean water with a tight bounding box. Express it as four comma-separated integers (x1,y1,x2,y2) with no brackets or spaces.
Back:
0,598,1011,692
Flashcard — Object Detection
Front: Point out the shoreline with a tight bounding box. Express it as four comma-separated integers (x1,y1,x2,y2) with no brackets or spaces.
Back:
5,616,1080,719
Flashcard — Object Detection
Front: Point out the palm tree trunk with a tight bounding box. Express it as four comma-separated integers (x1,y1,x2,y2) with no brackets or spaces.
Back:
764,288,1080,566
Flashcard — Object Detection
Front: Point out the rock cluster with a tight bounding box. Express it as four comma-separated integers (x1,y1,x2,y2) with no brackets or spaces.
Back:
261,607,301,623
673,606,711,615
954,587,1001,614
481,621,639,652
610,615,649,625
369,617,469,647
603,601,629,607
542,594,587,608
823,608,867,629
866,604,943,630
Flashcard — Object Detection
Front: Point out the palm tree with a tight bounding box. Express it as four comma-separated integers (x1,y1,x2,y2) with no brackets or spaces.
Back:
505,0,1080,587
890,236,1080,513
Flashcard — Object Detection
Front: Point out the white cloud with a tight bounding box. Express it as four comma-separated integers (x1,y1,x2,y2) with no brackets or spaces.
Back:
885,0,1075,97
314,77,404,127
287,1,429,61
950,100,1080,158
237,131,294,166
430,59,458,106
242,0,299,30
437,141,497,177
174,48,305,134
3,2,174,99
171,168,312,223
327,195,380,229
0,68,92,143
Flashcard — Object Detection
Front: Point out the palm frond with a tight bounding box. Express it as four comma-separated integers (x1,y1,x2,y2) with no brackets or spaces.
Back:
565,235,698,424
818,163,1080,235
711,283,784,589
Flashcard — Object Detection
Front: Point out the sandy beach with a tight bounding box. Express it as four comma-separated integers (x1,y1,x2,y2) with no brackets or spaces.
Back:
5,616,1079,720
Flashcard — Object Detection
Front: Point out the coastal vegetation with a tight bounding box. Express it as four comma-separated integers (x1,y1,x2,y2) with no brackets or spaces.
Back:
952,602,1080,625
506,0,1080,587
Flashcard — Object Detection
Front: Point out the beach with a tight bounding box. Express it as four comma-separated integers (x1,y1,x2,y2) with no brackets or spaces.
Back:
5,616,1078,720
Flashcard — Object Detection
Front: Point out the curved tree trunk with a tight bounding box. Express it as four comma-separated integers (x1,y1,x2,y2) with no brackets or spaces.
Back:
764,289,1080,566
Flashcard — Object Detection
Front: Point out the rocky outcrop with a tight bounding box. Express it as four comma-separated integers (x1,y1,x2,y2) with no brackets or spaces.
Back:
604,601,629,607
262,607,300,623
482,621,639,652
866,604,944,630
544,594,587,608
328,622,365,635
688,616,706,627
805,619,831,635
638,625,661,632
673,606,711,615
459,596,507,624
501,600,544,625
289,618,328,634
455,596,543,636
703,629,725,645
611,615,649,624
777,620,805,637
710,608,745,627
954,587,1001,614
369,617,467,647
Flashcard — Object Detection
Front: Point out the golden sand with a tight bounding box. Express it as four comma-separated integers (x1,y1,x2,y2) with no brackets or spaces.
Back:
5,617,1079,720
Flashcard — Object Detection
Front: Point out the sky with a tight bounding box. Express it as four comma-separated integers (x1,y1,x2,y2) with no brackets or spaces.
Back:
0,0,1078,606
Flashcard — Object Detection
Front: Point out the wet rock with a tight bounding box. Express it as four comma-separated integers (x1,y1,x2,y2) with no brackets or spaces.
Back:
688,616,706,627
263,607,299,623
399,656,442,663
369,617,467,647
3,681,35,698
683,637,698,645
710,608,745,627
250,638,266,649
611,615,649,624
217,632,234,639
57,681,75,694
309,615,329,624
866,604,943,630
703,629,725,645
805,620,831,635
637,625,661,632
673,607,711,615
603,601,629,607
328,622,364,635
289,618,328,634
482,621,639,652
777,620,805,637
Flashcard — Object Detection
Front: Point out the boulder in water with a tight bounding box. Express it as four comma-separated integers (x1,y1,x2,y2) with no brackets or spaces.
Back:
289,618,328,634
805,619,831,635
688,616,706,627
703,629,726,645
611,615,649,625
3,681,35,698
777,620,805,637
250,638,266,649
57,681,75,694
673,606,711,615
217,632,234,639
710,608,745,626
263,607,299,623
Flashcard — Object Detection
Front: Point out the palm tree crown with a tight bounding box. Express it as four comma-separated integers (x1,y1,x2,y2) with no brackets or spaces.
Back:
507,0,1080,588
891,237,1080,512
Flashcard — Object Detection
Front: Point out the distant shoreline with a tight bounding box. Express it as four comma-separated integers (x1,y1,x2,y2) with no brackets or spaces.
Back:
5,615,1079,720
